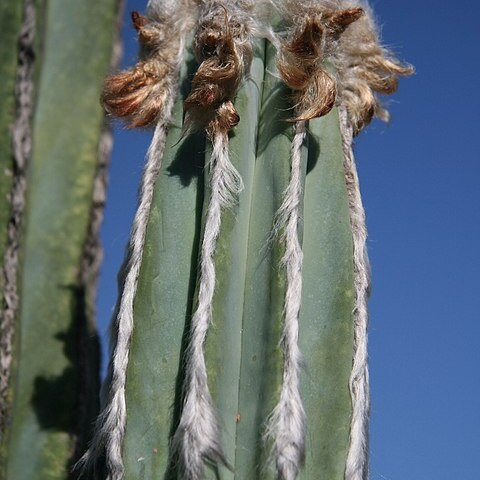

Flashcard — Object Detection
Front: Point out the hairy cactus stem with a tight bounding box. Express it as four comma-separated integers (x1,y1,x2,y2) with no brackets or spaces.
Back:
264,7,365,479
171,2,254,478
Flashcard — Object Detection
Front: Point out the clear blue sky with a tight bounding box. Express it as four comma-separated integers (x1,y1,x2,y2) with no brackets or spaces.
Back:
97,1,480,479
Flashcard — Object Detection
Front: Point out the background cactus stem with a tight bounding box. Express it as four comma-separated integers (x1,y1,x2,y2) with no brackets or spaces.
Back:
0,0,36,447
0,0,124,477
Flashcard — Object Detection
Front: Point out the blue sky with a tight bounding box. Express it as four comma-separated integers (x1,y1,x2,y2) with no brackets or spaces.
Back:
97,1,480,478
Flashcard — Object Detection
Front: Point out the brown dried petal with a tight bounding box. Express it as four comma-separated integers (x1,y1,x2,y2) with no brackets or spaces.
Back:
324,8,364,35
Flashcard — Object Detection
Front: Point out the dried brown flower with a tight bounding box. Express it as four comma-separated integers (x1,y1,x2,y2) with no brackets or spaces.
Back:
278,7,364,122
183,5,252,136
333,2,414,133
101,11,181,128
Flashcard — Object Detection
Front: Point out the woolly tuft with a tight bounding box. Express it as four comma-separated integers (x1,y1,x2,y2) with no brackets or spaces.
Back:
333,0,414,134
183,0,254,136
101,2,197,128
270,0,412,132
277,6,363,121
77,1,195,478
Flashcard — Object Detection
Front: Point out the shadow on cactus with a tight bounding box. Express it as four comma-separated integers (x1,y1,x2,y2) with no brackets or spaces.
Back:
166,131,206,187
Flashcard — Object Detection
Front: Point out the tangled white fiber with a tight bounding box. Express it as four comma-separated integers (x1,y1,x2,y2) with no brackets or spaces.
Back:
78,117,175,480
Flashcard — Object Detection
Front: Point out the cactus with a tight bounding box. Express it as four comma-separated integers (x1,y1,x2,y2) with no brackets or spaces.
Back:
0,0,411,479
0,0,122,478
81,1,411,479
